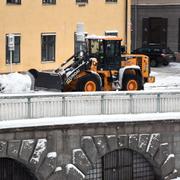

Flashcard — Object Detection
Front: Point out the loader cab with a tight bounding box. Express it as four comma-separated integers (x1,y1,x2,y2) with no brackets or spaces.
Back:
86,36,122,70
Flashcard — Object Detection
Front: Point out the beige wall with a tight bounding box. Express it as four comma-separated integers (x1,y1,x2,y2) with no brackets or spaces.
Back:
0,0,131,73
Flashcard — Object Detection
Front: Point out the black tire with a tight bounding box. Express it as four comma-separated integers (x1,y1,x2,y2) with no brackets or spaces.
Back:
163,60,169,66
76,73,102,91
150,59,158,67
122,74,143,91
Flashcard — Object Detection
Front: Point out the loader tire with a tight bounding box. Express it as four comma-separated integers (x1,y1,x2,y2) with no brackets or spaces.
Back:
76,73,101,92
122,74,143,91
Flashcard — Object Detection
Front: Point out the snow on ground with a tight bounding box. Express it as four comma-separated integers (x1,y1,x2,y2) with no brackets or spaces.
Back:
145,62,180,90
1,62,180,94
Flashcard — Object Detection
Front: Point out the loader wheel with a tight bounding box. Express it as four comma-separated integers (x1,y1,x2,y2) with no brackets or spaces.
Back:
76,74,101,92
122,74,143,91
163,60,169,66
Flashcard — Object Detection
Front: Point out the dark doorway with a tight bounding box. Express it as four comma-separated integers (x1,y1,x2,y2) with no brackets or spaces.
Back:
103,149,157,180
143,17,167,48
0,158,38,180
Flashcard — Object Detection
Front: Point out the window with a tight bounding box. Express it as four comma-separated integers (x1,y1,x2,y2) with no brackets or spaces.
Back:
76,0,88,3
42,0,56,4
105,31,118,36
41,34,56,62
106,40,120,57
106,0,117,2
6,34,20,64
7,0,21,4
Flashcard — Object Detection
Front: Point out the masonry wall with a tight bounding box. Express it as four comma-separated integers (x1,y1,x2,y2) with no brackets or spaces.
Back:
0,119,179,179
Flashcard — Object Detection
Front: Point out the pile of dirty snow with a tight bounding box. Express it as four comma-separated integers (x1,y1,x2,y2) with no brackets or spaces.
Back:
0,72,32,93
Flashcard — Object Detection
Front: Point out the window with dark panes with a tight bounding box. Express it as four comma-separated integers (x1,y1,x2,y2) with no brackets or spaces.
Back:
42,0,56,4
105,31,118,36
106,0,117,2
7,0,21,4
76,0,88,3
41,34,56,62
6,35,20,64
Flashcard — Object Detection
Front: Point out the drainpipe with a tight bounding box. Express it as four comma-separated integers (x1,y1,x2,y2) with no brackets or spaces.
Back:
125,0,131,53
125,0,128,51
134,0,138,50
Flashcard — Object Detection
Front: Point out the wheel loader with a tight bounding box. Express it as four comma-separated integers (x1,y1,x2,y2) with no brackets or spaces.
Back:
29,35,155,92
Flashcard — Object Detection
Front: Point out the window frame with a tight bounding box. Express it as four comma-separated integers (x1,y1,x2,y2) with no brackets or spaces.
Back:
6,34,21,64
41,33,56,62
105,0,118,3
76,0,88,5
105,31,118,37
7,0,21,5
42,0,56,5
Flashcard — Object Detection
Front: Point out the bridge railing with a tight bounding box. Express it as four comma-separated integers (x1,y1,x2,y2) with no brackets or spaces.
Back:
0,90,180,121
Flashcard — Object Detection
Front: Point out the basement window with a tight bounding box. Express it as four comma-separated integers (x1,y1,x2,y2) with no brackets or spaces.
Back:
7,0,21,4
42,0,56,4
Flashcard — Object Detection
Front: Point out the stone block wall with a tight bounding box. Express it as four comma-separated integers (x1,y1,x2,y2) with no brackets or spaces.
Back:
0,119,180,179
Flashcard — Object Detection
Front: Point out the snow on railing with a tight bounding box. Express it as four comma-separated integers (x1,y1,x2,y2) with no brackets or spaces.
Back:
1,90,180,121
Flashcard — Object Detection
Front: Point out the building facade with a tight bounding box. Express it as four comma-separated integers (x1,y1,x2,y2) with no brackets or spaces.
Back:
131,0,180,53
0,0,131,73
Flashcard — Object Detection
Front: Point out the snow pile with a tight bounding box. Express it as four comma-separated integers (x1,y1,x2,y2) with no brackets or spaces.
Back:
0,72,32,93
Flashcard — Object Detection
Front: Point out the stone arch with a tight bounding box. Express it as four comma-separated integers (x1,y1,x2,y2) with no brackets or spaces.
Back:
67,133,178,180
0,138,60,180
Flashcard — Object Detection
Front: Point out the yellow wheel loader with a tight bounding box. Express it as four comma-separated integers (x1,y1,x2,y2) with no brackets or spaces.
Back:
29,35,155,92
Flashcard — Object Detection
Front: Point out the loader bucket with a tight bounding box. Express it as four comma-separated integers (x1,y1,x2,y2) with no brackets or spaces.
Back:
28,69,63,91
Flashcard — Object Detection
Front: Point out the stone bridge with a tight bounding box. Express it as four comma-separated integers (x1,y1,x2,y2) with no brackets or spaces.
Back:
0,115,179,180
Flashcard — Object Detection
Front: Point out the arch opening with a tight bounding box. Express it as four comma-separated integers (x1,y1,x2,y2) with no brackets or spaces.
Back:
0,158,38,180
85,148,161,180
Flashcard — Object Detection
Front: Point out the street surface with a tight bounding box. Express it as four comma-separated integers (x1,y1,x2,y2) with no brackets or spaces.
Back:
144,62,180,90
